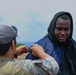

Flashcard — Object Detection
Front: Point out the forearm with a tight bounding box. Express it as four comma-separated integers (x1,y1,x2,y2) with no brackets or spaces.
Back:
38,52,50,59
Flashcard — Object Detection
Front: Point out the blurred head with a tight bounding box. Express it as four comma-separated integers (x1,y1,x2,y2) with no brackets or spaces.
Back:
54,14,71,42
0,25,17,58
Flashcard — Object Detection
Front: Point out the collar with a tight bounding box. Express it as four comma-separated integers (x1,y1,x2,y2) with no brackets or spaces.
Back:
0,58,12,62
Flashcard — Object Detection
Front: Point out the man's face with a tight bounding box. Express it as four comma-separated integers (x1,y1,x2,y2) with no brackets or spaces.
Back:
54,18,71,43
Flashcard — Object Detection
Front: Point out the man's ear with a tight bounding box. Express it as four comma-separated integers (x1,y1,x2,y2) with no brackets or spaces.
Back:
11,40,16,50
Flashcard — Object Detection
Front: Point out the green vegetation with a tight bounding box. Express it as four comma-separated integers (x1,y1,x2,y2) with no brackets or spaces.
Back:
16,43,25,47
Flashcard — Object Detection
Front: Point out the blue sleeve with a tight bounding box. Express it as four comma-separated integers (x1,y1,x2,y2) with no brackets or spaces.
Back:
25,37,54,60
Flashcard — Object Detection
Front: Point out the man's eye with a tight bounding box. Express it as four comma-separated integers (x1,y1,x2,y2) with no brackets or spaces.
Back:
64,28,69,31
56,27,62,31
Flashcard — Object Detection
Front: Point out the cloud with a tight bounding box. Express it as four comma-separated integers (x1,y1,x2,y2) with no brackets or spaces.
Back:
0,0,76,42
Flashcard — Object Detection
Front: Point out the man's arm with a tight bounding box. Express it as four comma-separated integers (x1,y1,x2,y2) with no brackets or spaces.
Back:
30,44,59,75
15,44,59,75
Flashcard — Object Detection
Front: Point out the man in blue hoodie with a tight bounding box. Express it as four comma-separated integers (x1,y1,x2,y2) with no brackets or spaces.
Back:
26,11,76,75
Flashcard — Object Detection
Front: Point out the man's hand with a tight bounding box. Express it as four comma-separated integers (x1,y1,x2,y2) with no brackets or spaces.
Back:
31,44,50,59
31,44,44,57
16,45,28,56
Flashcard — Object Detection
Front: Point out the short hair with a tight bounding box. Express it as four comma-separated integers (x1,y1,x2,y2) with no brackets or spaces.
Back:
0,37,16,56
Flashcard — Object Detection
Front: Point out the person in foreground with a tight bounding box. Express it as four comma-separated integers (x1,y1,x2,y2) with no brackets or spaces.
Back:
26,11,76,75
0,25,59,75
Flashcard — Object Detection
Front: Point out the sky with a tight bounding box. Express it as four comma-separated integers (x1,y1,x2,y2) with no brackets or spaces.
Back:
0,0,76,43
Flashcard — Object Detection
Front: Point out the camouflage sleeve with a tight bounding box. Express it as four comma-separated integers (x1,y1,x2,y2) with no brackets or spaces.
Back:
42,57,59,75
14,56,59,75
14,60,40,75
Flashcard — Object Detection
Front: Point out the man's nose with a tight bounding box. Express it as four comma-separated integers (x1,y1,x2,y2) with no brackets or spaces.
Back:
60,30,65,35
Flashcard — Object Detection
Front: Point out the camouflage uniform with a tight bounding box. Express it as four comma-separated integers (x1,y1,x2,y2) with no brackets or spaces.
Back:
0,58,30,75
0,57,59,75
